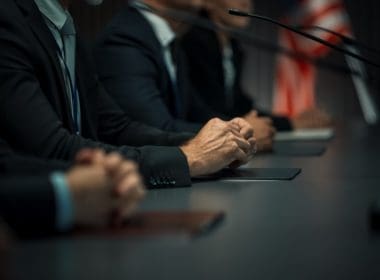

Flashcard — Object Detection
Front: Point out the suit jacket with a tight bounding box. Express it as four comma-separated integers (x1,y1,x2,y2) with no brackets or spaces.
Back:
95,6,225,134
0,0,192,188
0,138,67,237
181,25,293,131
0,176,56,237
0,138,69,176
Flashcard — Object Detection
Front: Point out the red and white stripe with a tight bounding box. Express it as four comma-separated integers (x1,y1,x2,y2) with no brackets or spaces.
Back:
273,0,351,117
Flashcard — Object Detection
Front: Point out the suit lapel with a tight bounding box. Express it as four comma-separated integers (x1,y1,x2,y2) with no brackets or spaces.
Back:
202,28,233,113
75,39,99,138
176,49,190,118
128,8,176,106
14,0,75,131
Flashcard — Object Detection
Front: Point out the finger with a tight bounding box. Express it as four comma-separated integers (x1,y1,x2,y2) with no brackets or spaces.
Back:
104,153,124,175
229,118,254,139
92,150,107,166
229,135,252,155
116,174,145,197
231,147,250,165
228,127,246,141
111,190,145,225
75,149,99,165
229,117,248,130
240,124,254,140
114,184,145,207
247,137,257,150
248,137,258,155
226,120,241,134
114,162,139,186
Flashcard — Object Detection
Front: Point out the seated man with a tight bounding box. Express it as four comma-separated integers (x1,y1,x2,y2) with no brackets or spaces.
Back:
182,0,332,132
0,0,256,189
95,0,274,152
0,146,145,237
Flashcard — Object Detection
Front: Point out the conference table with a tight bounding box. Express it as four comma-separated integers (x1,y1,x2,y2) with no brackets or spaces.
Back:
7,120,380,280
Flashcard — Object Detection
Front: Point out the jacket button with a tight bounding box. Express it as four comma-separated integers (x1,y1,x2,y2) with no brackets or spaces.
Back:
150,178,157,186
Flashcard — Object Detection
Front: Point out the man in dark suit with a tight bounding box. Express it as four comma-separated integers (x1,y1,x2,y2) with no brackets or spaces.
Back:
182,0,333,131
0,144,145,237
95,0,275,152
0,0,256,189
95,0,220,133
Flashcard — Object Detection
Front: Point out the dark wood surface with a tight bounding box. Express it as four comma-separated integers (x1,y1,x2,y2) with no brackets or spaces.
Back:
8,121,380,280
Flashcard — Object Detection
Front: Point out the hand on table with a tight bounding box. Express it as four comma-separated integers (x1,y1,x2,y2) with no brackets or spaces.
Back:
244,111,276,152
180,118,257,177
66,149,146,228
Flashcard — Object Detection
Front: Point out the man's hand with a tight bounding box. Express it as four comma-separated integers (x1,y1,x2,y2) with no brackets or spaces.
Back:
291,108,333,129
66,150,146,228
244,111,276,152
180,118,257,177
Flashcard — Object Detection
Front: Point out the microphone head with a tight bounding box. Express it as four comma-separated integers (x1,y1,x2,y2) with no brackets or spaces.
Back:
228,9,250,17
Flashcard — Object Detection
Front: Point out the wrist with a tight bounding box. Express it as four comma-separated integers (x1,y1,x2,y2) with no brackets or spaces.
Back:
179,144,204,177
51,172,74,232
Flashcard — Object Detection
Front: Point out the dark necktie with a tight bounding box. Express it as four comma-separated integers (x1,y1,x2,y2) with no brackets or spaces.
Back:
60,15,81,134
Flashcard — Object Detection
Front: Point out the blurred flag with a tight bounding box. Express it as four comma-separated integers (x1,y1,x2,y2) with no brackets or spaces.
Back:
273,0,351,117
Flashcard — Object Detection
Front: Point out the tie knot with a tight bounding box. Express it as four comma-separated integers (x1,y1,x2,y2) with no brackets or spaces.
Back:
61,15,76,36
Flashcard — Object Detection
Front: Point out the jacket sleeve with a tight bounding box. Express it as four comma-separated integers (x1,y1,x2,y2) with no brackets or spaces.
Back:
0,177,56,237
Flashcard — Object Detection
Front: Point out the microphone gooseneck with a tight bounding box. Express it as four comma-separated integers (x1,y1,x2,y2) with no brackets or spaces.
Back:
297,25,380,56
228,9,380,69
130,2,378,83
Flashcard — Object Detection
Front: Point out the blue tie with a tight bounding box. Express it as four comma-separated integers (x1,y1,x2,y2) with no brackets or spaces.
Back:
60,15,81,135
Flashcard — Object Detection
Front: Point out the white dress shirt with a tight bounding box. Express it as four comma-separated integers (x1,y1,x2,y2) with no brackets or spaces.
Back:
134,1,178,84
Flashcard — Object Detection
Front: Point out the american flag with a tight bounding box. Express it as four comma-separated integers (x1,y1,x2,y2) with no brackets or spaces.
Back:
272,0,352,117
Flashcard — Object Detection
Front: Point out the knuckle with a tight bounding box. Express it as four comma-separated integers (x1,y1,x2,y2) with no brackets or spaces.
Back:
230,142,239,152
227,132,235,140
210,118,220,124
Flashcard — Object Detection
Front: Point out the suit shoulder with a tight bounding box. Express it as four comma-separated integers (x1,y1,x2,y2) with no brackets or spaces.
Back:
98,7,148,41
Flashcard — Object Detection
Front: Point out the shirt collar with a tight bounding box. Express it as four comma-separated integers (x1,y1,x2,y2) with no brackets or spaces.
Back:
133,1,176,48
34,0,69,30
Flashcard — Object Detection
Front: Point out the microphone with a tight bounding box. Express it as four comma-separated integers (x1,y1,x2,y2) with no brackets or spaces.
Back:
132,2,369,80
228,9,380,69
298,25,380,57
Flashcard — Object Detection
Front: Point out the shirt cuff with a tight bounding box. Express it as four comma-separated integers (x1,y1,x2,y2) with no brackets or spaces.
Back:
50,172,74,232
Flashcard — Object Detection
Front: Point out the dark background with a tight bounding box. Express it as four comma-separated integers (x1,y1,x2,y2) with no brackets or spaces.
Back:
70,0,380,121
